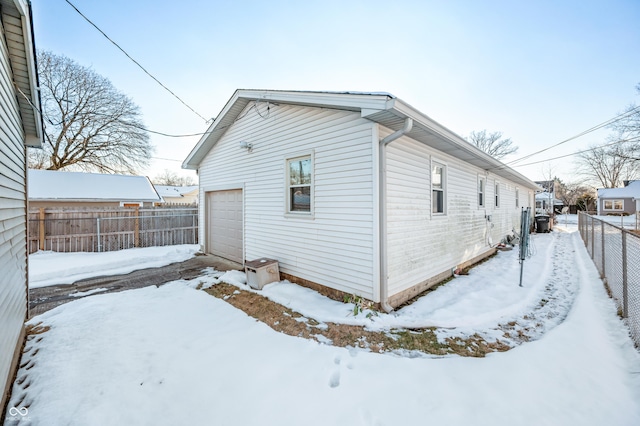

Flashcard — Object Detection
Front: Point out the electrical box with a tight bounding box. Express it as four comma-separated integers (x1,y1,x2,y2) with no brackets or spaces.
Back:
245,258,280,290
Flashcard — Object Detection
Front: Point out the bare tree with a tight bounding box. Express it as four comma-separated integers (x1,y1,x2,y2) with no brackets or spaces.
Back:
152,169,195,186
29,51,153,173
576,136,640,188
467,130,518,159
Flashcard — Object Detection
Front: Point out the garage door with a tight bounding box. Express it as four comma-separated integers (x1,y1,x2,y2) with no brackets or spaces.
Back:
205,189,243,263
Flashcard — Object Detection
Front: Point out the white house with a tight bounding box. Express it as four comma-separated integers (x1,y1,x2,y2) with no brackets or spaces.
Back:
597,180,640,216
0,0,43,410
154,185,199,205
183,90,538,310
28,169,163,208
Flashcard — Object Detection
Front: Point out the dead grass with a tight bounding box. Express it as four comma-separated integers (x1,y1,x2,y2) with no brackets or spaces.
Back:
204,282,512,357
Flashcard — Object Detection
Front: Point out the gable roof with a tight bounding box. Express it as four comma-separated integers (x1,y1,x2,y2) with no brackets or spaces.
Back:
28,169,162,202
183,89,539,190
154,185,198,198
597,181,640,199
1,0,42,147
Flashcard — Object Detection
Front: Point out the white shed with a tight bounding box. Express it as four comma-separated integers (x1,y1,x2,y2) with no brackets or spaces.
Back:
0,0,42,410
183,90,538,310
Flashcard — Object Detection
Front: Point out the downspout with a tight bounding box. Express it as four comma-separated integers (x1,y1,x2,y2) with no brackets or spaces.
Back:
378,117,413,313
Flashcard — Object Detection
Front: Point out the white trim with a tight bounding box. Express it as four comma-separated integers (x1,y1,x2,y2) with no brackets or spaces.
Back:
603,199,624,211
284,151,315,218
431,159,447,216
478,175,486,208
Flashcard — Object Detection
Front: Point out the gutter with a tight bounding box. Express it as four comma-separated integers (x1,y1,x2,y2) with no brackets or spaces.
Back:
378,117,413,313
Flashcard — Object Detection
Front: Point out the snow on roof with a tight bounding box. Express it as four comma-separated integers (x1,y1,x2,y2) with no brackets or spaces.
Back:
535,192,563,205
28,169,162,202
597,181,640,199
153,185,198,197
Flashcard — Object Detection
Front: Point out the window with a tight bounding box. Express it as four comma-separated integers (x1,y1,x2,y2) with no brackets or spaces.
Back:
287,155,312,213
432,163,445,214
515,188,520,208
478,177,485,207
603,200,624,211
495,182,500,207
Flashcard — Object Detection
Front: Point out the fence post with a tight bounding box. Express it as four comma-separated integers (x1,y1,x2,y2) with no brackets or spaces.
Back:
134,206,140,248
621,231,628,318
590,218,595,259
38,207,45,251
97,217,102,253
601,221,606,279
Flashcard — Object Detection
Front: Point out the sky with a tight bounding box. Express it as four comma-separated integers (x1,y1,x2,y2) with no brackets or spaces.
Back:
9,223,640,424
31,0,640,185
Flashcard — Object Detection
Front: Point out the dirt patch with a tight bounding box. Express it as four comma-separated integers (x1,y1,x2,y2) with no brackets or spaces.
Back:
204,283,512,357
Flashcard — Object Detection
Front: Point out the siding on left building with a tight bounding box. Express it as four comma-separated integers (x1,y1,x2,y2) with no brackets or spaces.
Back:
0,0,42,413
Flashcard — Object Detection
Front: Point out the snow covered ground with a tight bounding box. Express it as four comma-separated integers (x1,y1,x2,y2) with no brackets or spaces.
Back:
28,244,200,288
6,228,640,425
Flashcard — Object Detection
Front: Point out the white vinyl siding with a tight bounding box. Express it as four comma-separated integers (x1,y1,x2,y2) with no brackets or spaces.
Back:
0,15,28,403
384,130,526,297
198,103,377,299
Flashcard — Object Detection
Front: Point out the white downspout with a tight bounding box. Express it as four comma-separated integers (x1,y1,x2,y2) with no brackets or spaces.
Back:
379,117,413,313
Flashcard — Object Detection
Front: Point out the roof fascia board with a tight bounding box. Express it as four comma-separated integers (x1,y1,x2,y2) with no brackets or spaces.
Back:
389,99,539,190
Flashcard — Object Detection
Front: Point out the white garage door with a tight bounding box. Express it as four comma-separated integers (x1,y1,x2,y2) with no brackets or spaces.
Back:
205,189,243,263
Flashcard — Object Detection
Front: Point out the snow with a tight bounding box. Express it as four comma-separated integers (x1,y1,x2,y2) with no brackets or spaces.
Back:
28,245,200,288
6,228,640,425
28,169,162,202
598,180,640,198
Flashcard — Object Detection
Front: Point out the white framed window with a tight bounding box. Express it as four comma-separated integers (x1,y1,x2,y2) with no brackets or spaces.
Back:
603,200,624,211
286,154,313,214
478,177,485,207
432,162,446,214
495,182,500,208
515,188,520,208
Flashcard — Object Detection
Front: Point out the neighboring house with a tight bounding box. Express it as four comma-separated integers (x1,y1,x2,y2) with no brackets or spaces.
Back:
0,0,43,412
535,192,563,215
154,185,199,205
183,90,539,310
28,169,163,208
596,180,640,216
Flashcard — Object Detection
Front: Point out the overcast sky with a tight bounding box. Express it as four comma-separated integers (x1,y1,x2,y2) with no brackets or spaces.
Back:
32,0,640,185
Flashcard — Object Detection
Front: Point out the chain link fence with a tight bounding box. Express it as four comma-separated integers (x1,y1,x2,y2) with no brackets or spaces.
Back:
579,212,640,348
29,208,198,253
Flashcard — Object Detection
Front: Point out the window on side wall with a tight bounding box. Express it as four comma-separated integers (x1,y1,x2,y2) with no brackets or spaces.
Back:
478,177,485,207
495,182,500,208
287,155,312,214
603,199,624,211
432,163,445,214
515,188,519,208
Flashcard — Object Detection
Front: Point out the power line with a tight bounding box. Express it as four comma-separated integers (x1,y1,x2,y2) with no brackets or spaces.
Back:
509,136,640,168
506,105,640,166
63,0,210,123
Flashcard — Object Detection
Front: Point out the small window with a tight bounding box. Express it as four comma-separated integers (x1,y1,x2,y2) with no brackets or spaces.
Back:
287,155,312,213
603,200,624,211
432,163,445,214
495,182,500,208
515,188,519,208
478,177,485,207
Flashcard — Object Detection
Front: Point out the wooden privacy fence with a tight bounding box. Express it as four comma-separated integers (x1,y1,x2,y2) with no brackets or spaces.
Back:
28,207,199,253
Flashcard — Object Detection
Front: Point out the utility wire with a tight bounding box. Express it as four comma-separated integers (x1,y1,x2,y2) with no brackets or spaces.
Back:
63,0,210,123
506,105,640,166
510,136,640,168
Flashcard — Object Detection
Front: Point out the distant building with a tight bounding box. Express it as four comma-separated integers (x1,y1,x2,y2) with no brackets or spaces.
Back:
154,185,199,205
596,180,640,216
28,169,163,209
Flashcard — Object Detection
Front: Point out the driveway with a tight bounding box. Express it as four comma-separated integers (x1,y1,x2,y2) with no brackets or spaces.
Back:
28,254,241,318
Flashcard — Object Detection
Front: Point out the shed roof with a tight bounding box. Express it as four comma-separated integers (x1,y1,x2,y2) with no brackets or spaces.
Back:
1,0,42,147
597,181,640,199
183,89,539,190
28,169,162,202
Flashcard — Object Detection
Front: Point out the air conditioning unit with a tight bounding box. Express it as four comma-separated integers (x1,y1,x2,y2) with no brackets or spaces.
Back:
245,258,280,290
